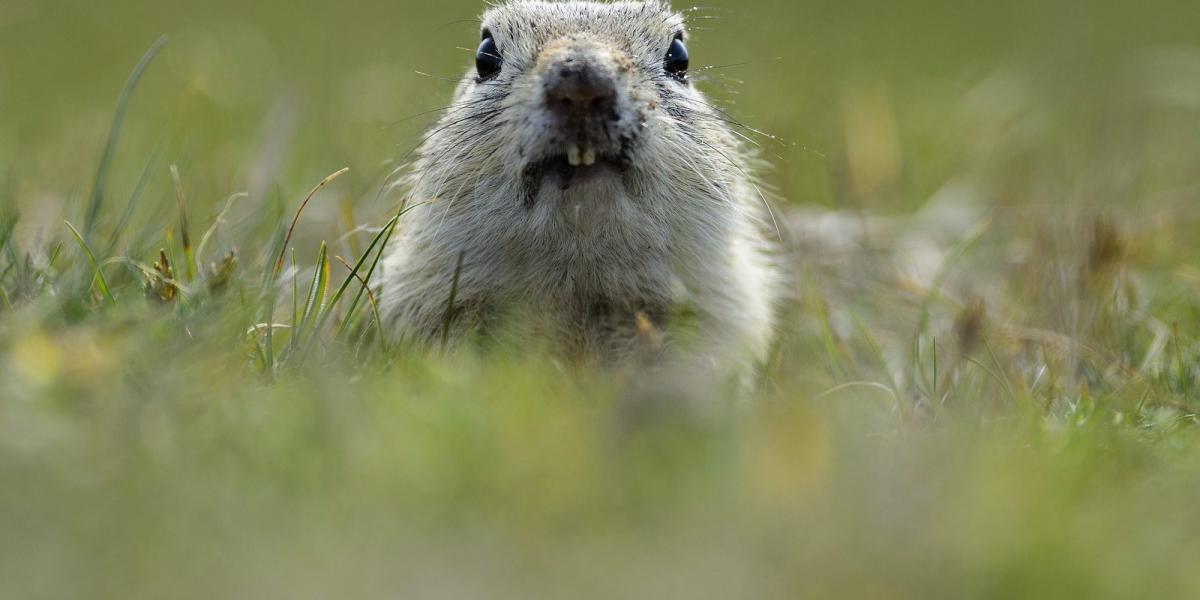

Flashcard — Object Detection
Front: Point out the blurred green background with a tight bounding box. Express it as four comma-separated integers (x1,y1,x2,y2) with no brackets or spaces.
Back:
6,0,1200,222
3,0,1200,598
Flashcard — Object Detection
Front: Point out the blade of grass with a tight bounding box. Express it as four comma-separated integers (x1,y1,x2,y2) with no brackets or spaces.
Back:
38,241,66,294
36,240,66,294
814,381,900,409
263,284,278,380
294,242,329,351
169,165,196,282
255,199,289,380
251,330,271,374
196,192,248,263
256,169,343,370
290,248,299,332
333,254,386,353
103,148,160,258
932,336,939,400
64,220,116,305
440,250,466,351
337,202,424,339
272,167,349,279
313,214,400,334
260,220,287,292
47,241,64,271
84,36,168,239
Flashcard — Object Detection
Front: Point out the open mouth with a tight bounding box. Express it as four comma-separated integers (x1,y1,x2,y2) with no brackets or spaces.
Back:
521,148,628,203
552,149,622,184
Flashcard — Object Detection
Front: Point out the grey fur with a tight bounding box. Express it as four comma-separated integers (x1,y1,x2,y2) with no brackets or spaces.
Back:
381,1,779,373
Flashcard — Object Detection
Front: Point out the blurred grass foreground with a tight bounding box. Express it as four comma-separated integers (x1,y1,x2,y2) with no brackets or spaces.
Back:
3,0,1200,597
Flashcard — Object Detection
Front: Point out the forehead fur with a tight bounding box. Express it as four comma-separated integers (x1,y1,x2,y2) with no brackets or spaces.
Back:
481,1,685,67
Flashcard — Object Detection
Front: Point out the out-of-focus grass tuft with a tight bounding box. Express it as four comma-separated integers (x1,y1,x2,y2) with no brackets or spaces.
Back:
2,0,1200,597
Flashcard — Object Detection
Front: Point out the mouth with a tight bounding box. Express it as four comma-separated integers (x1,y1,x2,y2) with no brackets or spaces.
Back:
521,147,628,205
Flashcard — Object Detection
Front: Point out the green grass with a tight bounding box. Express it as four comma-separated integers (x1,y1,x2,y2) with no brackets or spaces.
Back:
3,0,1200,597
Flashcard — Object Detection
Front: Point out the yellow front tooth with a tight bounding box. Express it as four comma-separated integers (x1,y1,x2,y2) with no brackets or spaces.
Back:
582,148,597,166
567,146,582,166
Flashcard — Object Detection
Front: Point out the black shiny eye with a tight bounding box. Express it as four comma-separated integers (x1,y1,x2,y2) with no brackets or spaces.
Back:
476,34,502,80
664,36,689,80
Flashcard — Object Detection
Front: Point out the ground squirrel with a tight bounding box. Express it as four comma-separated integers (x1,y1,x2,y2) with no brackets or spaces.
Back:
381,1,779,374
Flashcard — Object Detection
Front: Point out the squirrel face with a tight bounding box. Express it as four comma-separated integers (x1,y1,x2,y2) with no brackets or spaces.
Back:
413,1,726,217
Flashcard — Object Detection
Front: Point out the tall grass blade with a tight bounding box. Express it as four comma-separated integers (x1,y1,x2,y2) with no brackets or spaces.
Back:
290,248,299,331
337,202,422,340
295,242,329,350
84,35,168,240
41,241,66,294
331,253,381,338
315,214,400,335
103,148,160,258
272,167,348,279
440,250,466,352
260,221,288,292
170,165,197,282
64,220,117,306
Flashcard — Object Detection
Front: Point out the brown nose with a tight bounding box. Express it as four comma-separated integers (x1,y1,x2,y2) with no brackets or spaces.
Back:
544,59,617,120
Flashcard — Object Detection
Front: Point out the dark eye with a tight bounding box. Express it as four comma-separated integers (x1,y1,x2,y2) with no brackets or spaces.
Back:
476,34,502,80
664,36,689,80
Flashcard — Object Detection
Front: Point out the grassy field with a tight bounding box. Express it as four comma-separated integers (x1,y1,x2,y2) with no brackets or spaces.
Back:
3,0,1200,597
